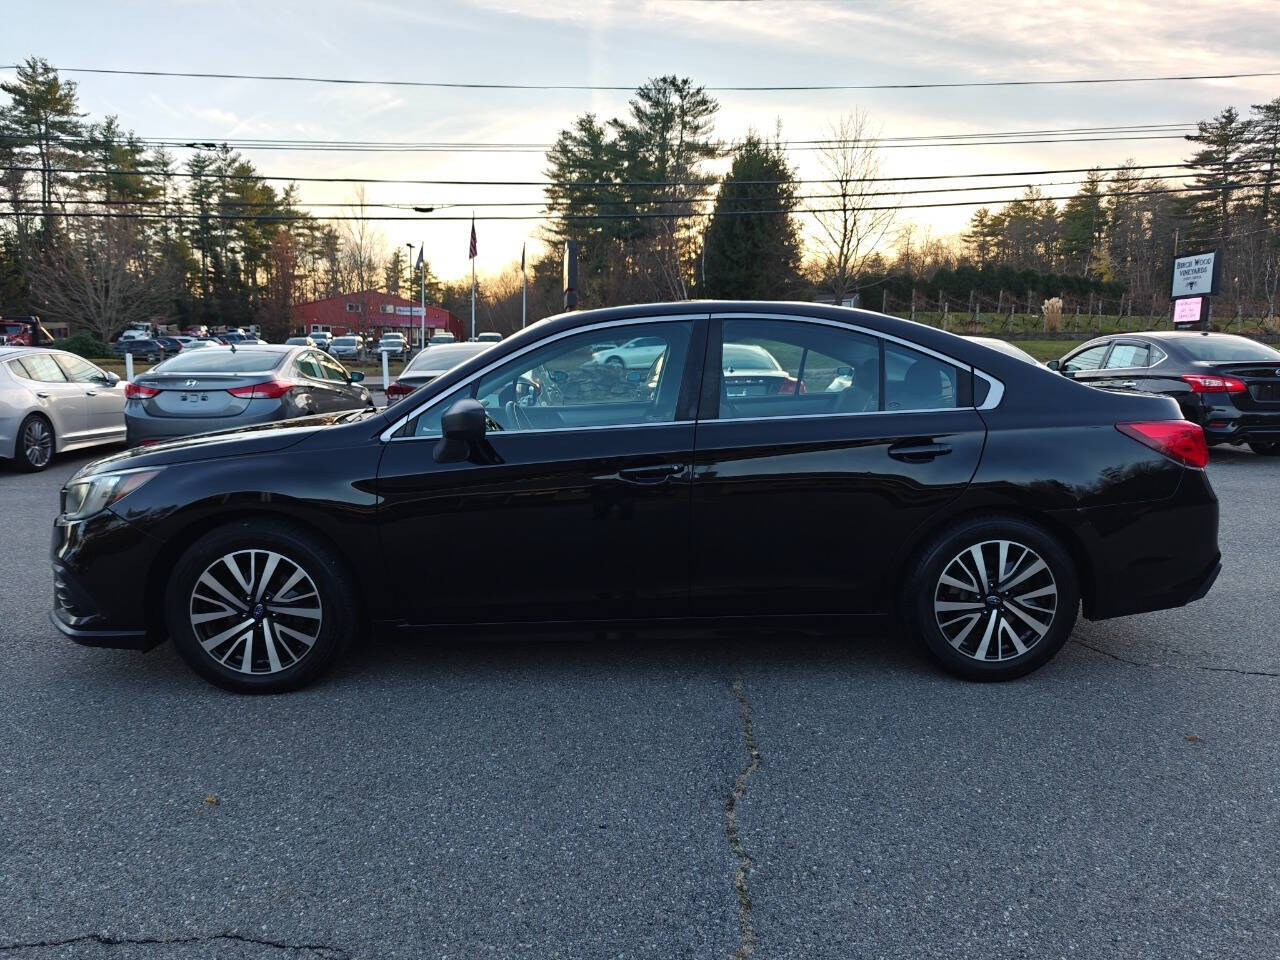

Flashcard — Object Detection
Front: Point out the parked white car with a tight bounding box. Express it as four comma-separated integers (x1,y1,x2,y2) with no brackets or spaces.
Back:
590,335,670,370
0,348,126,471
377,334,409,361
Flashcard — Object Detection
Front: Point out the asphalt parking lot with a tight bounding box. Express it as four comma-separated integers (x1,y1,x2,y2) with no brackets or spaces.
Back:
2,448,1278,959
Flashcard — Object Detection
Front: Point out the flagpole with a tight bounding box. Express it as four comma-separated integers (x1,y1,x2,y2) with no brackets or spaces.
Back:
521,242,527,329
469,213,476,341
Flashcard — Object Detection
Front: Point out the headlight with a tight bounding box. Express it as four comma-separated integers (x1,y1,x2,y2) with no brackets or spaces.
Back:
61,467,161,520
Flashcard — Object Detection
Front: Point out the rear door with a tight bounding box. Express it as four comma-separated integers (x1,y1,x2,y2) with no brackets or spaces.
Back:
691,315,987,617
1093,340,1154,393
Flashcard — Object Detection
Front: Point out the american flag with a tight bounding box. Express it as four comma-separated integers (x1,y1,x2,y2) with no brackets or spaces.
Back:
468,216,477,259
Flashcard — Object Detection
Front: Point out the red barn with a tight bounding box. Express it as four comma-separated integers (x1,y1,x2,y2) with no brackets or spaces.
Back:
291,291,463,346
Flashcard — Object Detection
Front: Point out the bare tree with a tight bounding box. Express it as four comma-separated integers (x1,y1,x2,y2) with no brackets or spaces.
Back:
808,112,898,305
337,188,387,338
29,219,178,341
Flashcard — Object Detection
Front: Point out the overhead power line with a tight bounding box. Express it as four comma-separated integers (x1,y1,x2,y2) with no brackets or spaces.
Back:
7,64,1280,91
3,175,1200,209
0,161,1197,188
0,122,1199,154
0,183,1227,223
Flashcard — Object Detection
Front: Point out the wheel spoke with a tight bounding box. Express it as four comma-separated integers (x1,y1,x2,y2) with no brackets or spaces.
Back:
972,611,999,660
999,616,1028,656
190,549,321,675
935,600,985,613
1001,557,1047,593
945,612,983,650
1005,600,1051,637
968,544,990,589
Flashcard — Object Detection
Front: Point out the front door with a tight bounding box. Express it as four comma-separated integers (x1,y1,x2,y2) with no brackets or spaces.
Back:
691,316,987,617
377,316,705,626
54,353,126,441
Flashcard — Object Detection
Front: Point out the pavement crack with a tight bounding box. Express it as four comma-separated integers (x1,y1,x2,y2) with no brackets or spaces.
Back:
725,670,762,960
0,932,351,957
1072,639,1280,678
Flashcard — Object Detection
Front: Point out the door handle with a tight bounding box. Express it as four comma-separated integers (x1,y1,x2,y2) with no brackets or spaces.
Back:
36,391,50,399
1118,381,1139,389
615,463,687,485
85,390,98,396
888,442,952,463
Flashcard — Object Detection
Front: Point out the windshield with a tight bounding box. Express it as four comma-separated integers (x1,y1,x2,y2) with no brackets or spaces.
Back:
406,343,487,372
332,337,358,346
1179,336,1280,362
153,349,284,373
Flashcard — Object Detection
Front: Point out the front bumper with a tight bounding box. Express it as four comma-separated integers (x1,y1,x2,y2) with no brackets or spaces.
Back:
50,509,165,650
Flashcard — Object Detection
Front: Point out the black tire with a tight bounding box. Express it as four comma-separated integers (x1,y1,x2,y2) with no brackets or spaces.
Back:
1248,441,1280,456
165,519,358,694
605,355,625,368
902,515,1079,682
14,413,54,471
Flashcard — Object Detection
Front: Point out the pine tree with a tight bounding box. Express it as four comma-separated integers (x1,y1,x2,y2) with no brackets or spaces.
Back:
1059,169,1106,277
701,133,802,299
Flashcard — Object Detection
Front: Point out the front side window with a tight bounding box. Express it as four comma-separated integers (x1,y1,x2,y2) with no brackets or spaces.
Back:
398,321,692,437
317,355,350,382
716,318,882,420
1063,344,1109,372
54,354,106,383
1104,343,1150,369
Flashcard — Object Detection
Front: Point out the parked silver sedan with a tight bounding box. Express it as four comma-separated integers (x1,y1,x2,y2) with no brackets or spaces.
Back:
0,348,126,471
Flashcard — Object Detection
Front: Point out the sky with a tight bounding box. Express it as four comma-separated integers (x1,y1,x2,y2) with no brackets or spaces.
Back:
6,0,1280,284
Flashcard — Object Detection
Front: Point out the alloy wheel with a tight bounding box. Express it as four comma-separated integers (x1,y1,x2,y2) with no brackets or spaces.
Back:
933,539,1058,662
188,549,323,674
23,419,52,468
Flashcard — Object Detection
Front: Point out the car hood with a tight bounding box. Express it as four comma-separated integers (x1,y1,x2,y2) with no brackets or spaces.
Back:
74,411,376,477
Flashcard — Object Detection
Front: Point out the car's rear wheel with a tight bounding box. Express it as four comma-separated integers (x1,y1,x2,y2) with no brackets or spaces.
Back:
15,413,54,471
1248,441,1280,456
904,516,1079,681
166,520,357,693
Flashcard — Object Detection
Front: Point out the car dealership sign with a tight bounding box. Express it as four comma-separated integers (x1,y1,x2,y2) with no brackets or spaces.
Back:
1171,250,1220,298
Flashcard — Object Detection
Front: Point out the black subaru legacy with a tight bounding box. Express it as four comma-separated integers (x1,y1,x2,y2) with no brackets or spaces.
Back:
51,302,1220,693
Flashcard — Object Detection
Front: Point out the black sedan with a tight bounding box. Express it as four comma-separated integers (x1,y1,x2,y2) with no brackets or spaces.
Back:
51,302,1220,693
1049,332,1280,455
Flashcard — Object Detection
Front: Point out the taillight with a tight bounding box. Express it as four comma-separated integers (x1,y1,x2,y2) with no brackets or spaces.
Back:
1116,421,1209,469
777,377,806,395
385,381,415,402
227,379,294,400
123,382,159,399
1181,374,1246,394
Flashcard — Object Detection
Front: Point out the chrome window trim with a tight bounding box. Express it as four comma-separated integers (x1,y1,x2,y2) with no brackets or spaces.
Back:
387,419,696,442
379,309,1008,442
378,313,708,441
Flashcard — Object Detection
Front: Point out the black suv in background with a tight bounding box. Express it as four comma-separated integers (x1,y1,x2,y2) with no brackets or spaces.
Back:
1050,332,1280,455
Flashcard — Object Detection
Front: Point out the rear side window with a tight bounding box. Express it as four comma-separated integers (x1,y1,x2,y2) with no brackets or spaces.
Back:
1104,343,1150,369
884,343,959,411
1062,344,1109,372
13,353,68,382
715,319,882,420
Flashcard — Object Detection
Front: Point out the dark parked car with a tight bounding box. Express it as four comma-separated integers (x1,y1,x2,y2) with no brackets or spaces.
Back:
52,302,1219,693
112,338,166,362
154,336,185,354
385,341,493,403
1049,332,1280,455
123,344,370,445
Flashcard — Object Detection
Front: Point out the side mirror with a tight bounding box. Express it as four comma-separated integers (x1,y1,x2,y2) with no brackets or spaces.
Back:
349,370,365,383
1045,358,1061,371
101,371,120,387
434,398,487,463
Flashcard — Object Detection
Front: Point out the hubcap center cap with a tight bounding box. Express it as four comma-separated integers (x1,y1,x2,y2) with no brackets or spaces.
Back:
251,602,266,621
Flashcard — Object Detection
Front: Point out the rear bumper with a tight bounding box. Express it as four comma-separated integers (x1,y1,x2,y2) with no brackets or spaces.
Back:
125,402,289,444
1058,469,1221,620
1200,401,1280,444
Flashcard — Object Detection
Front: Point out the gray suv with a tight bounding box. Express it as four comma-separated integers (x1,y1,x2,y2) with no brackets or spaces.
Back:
124,345,370,445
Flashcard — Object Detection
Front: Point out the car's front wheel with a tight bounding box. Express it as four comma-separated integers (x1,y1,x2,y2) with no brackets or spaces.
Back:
166,520,358,693
904,516,1079,681
1248,441,1280,456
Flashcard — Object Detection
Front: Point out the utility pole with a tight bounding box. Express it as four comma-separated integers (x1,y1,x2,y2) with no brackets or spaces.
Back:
405,243,415,348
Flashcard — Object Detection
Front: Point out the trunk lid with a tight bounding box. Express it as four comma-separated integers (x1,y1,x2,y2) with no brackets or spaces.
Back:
133,370,284,418
1194,360,1280,408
